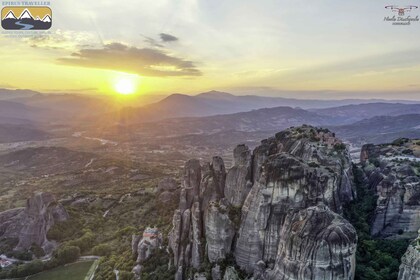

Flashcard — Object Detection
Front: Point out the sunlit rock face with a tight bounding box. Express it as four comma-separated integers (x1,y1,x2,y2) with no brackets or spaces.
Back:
360,139,420,238
0,192,68,253
398,230,420,280
167,125,357,279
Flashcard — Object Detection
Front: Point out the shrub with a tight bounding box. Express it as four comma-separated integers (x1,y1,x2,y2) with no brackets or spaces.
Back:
67,230,96,253
333,143,346,151
92,244,113,256
54,245,80,265
119,271,134,280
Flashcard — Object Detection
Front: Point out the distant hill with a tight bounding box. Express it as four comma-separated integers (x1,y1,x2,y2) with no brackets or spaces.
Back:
313,103,420,124
0,100,51,123
112,91,420,123
144,106,334,135
0,146,95,175
2,89,420,125
0,124,50,143
1,94,123,124
331,114,420,144
0,88,39,100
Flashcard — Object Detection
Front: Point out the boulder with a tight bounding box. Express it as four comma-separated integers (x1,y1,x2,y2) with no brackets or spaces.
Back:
0,192,68,254
157,177,178,192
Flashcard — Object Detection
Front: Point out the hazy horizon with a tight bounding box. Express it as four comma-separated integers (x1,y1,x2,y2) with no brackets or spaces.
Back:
2,87,420,102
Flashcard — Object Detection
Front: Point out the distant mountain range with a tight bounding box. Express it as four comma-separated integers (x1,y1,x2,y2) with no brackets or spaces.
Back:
0,100,50,124
0,88,40,100
0,89,419,146
331,114,420,144
148,106,333,135
111,90,420,124
312,103,420,124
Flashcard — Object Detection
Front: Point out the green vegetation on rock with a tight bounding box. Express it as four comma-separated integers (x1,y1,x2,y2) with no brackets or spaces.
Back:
344,165,410,280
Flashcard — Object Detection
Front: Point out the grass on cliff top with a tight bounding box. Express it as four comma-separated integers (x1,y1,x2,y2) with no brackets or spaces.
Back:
26,261,94,280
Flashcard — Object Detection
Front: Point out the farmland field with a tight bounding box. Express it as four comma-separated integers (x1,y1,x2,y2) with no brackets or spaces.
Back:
27,261,95,280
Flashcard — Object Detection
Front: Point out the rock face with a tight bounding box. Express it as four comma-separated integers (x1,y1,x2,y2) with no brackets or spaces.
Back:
132,227,163,279
0,192,68,254
235,127,355,272
267,205,357,280
225,144,253,207
157,177,179,203
168,126,358,279
205,200,235,263
169,157,229,275
398,230,420,280
157,177,178,192
360,139,420,238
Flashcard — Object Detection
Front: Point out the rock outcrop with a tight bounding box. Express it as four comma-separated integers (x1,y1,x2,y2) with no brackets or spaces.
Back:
0,192,68,254
267,205,357,280
157,177,179,203
235,127,355,272
225,144,253,207
360,139,420,238
167,126,357,279
398,230,420,280
132,227,163,279
169,157,228,275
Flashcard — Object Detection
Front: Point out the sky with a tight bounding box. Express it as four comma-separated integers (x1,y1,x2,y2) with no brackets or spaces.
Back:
1,0,420,99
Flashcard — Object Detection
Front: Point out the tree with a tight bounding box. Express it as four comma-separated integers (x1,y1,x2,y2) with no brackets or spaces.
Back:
54,245,80,265
92,244,113,256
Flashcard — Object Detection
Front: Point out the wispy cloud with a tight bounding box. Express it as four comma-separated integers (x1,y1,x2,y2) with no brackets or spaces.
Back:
25,30,97,50
58,42,202,77
160,33,178,42
141,35,164,48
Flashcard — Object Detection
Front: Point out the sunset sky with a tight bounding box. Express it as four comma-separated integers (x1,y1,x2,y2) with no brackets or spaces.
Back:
1,0,420,99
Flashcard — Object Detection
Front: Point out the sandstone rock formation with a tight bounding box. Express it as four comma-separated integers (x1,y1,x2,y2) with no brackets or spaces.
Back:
0,192,68,254
398,230,420,280
157,177,178,192
267,205,357,280
167,126,358,279
157,177,179,203
169,157,229,275
235,127,355,272
225,144,253,207
360,139,420,238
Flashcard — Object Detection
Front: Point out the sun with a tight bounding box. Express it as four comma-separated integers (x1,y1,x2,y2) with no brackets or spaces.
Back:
114,78,136,95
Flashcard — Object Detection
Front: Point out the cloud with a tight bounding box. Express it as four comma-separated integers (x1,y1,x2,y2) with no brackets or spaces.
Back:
160,33,179,42
25,30,97,50
58,43,201,77
141,35,164,48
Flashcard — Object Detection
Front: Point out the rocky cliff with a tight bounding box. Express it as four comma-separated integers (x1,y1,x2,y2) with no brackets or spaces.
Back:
168,126,357,279
360,139,420,238
398,230,420,280
0,192,68,254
